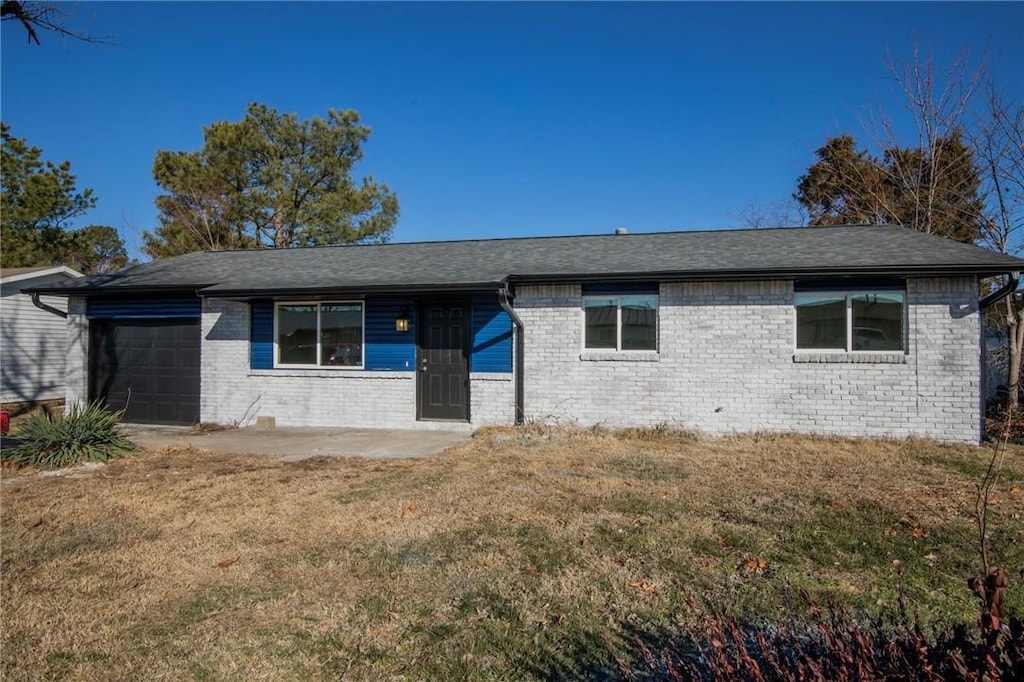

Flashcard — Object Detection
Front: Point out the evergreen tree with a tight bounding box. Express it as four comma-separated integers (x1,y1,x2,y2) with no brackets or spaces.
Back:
0,122,128,271
143,103,399,258
795,131,984,243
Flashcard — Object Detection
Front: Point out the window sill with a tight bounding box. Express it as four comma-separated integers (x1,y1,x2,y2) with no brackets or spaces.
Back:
793,352,907,364
249,369,412,379
580,351,660,362
470,372,513,381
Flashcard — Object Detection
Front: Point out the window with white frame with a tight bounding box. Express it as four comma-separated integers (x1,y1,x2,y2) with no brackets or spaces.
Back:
795,290,905,352
275,302,364,367
583,294,658,351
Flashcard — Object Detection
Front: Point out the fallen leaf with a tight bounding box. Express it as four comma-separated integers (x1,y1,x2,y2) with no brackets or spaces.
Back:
883,527,900,536
402,505,417,517
630,579,657,594
522,565,538,575
738,557,768,575
216,557,237,570
910,526,928,539
830,501,844,510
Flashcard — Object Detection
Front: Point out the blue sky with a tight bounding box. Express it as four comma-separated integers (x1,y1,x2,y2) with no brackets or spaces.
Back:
2,2,1022,259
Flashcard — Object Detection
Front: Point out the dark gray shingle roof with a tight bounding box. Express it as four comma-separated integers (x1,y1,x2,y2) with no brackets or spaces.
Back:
36,225,1024,296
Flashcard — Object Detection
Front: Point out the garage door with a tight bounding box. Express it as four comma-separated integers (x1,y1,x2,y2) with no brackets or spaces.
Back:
89,319,200,425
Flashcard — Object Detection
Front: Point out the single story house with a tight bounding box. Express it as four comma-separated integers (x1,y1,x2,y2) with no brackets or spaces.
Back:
31,225,1024,443
1,265,83,408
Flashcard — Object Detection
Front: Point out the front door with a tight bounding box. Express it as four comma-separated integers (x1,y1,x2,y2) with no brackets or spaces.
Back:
418,301,470,421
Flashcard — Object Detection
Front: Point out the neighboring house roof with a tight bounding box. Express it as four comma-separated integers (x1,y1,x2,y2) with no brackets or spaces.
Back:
28,225,1024,297
1,265,83,285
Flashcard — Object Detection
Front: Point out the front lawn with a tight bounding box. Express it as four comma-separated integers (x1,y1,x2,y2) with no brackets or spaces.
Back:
2,427,1022,680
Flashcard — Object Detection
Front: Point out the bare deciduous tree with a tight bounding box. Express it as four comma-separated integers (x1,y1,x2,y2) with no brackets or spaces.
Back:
973,86,1024,404
866,42,988,237
732,198,808,229
1,0,110,45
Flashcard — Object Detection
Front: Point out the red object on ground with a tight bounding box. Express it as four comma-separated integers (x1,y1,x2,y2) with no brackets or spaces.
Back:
0,411,9,436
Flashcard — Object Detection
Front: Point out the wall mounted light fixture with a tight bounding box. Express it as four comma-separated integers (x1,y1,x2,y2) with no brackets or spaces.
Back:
395,307,411,333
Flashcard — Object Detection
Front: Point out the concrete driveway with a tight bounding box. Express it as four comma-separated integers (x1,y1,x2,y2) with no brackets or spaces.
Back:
121,424,472,461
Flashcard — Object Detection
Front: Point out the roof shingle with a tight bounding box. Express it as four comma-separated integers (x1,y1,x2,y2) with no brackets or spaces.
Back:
32,225,1024,296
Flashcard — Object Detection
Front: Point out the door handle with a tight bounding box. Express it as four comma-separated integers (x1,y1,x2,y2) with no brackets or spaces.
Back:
420,357,428,372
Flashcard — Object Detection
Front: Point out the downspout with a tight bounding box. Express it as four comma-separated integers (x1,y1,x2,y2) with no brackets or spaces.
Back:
498,282,525,425
980,272,1020,310
31,293,68,319
978,272,1020,417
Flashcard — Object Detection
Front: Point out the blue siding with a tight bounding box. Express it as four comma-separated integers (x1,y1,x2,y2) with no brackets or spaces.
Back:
87,296,201,319
247,296,508,373
364,298,416,371
250,301,274,370
472,294,512,373
248,298,415,371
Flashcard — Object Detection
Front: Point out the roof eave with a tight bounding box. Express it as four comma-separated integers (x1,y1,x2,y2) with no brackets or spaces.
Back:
27,262,1017,298
24,285,208,297
508,264,1013,283
2,266,84,285
198,281,506,299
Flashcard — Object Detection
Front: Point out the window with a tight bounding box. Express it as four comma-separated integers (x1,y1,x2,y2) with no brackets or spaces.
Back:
583,295,658,351
275,302,363,367
795,290,904,352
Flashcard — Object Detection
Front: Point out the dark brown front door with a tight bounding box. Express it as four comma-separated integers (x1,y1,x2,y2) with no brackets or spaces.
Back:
418,301,470,421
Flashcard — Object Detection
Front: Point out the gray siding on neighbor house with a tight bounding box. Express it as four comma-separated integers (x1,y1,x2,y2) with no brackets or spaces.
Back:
516,277,980,443
1,274,77,404
198,299,514,429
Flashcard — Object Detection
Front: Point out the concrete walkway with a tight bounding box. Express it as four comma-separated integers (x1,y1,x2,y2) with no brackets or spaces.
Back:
121,424,472,461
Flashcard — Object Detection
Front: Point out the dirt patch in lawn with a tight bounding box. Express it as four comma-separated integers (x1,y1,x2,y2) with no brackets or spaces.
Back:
2,427,1022,680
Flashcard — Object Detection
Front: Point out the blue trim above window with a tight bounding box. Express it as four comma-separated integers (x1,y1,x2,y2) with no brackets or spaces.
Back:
472,294,512,373
582,282,659,296
87,296,201,319
795,278,905,292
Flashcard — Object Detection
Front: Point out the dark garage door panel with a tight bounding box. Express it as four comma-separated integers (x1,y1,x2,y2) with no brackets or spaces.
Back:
90,319,200,425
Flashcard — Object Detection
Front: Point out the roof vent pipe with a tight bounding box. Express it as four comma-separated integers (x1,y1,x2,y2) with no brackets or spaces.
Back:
614,227,627,235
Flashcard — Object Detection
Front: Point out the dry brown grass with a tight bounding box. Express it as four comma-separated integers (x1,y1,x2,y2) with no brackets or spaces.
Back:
2,426,1023,680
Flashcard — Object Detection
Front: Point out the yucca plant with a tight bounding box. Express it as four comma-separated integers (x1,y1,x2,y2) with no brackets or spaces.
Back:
3,401,135,469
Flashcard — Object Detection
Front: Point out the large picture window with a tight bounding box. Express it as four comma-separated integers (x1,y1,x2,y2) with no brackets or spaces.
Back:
276,302,363,367
583,295,658,351
795,290,904,352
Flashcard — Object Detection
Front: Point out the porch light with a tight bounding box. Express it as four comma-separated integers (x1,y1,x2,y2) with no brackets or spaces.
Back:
395,308,411,333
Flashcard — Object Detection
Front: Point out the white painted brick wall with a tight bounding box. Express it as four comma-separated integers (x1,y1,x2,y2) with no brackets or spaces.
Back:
470,373,515,426
65,279,981,442
517,278,981,443
64,296,88,412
